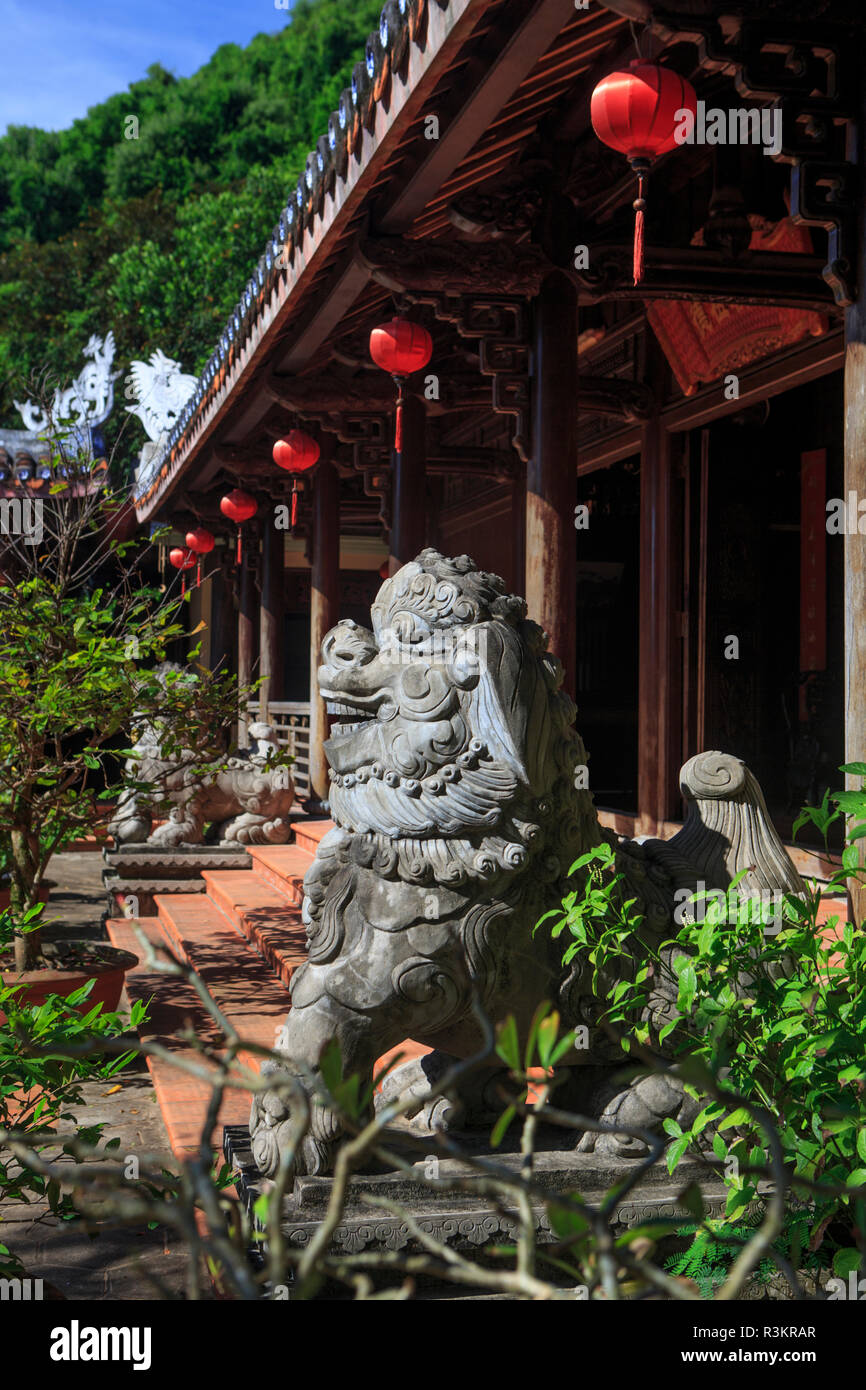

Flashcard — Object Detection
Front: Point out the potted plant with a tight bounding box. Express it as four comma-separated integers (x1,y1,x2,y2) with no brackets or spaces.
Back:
0,425,247,999
0,972,148,1283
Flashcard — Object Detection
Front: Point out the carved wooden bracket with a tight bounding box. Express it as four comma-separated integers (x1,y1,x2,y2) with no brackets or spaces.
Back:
648,12,859,306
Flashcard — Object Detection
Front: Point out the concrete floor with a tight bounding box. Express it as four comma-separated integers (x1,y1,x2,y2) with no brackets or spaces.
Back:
3,853,194,1301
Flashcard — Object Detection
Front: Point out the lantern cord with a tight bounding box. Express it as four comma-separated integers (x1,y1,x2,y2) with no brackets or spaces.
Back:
632,164,649,286
394,376,405,454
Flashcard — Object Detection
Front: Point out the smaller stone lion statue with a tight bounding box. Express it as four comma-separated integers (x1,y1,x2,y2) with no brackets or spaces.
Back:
108,664,295,847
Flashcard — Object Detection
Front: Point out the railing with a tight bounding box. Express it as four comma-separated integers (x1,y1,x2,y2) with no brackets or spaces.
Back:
247,700,311,800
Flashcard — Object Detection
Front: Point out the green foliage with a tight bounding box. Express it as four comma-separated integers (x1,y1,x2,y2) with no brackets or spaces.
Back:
0,983,146,1279
540,768,866,1251
0,455,251,968
664,1211,821,1299
0,0,384,441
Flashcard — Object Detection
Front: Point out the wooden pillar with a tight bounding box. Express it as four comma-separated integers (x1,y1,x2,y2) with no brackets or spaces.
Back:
388,392,426,574
511,460,526,595
526,271,577,696
237,539,257,749
844,66,866,922
309,449,340,808
209,551,233,676
260,508,285,719
637,412,680,833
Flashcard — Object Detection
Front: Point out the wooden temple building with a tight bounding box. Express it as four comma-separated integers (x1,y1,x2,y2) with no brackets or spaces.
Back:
131,0,864,844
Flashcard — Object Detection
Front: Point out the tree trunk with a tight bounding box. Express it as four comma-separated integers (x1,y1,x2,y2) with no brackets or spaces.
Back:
11,826,42,971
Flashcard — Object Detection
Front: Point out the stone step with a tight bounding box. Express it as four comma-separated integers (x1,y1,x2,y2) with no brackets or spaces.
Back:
291,818,333,858
104,844,252,874
153,893,291,1068
105,876,208,919
246,844,311,904
105,916,250,1158
200,869,309,988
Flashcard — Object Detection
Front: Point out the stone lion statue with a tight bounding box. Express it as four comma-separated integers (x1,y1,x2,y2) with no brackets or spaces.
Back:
250,551,802,1176
109,664,295,847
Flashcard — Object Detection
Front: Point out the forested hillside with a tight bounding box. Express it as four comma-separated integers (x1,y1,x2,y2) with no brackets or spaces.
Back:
0,0,382,436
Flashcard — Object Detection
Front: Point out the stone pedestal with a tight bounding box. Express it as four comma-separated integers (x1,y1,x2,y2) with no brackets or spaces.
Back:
103,843,251,917
225,1123,753,1287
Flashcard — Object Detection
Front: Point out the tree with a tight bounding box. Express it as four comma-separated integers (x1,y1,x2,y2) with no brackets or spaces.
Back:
0,423,245,973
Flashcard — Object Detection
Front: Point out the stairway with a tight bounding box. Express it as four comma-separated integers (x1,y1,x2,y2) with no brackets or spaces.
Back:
105,819,338,1158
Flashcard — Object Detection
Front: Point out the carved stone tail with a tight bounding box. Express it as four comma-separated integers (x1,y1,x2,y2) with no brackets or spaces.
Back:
642,750,805,898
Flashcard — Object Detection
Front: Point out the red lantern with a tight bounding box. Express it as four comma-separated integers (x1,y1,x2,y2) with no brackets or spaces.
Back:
369,317,433,453
273,431,320,528
185,526,215,587
590,62,697,285
169,546,196,597
220,488,258,563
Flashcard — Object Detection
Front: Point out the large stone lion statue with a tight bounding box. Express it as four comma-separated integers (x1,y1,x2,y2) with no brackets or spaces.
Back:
250,550,802,1176
109,664,295,847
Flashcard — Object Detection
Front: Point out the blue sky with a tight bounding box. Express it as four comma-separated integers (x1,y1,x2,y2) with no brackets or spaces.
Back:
1,0,291,133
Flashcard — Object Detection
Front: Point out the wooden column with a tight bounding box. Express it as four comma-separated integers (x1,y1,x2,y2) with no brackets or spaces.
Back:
526,271,577,697
844,66,866,922
637,412,681,833
388,392,426,575
237,538,257,750
309,449,340,808
260,507,285,719
208,551,234,676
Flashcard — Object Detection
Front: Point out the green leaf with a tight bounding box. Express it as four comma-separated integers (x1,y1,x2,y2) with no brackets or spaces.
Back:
318,1038,343,1095
666,1134,691,1175
833,1248,863,1277
490,1105,516,1149
495,1016,520,1072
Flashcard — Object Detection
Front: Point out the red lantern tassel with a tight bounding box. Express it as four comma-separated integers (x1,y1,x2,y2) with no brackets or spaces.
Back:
394,377,404,454
196,561,202,588
291,485,299,529
181,574,186,598
237,529,242,565
632,163,649,286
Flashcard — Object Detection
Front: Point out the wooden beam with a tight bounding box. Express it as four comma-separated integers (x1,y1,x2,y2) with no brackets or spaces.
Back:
309,450,340,809
572,246,838,313
275,255,372,375
379,0,577,233
359,235,548,296
661,330,844,434
526,271,577,698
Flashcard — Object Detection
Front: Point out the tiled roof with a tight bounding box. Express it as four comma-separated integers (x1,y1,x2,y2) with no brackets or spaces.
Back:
133,0,465,518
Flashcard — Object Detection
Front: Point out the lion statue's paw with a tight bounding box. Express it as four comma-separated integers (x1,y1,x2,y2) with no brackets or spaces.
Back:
577,1073,701,1159
374,1053,464,1135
